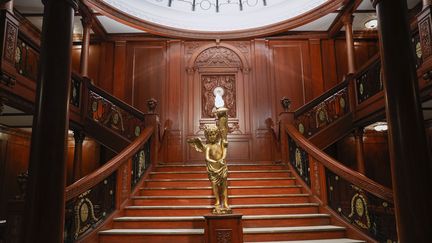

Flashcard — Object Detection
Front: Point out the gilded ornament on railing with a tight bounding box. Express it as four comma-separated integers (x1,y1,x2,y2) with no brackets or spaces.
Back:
87,91,145,140
188,92,232,214
294,86,349,138
348,192,371,230
74,191,99,239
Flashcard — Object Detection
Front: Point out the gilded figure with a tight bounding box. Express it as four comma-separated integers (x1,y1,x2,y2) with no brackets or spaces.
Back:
187,107,231,214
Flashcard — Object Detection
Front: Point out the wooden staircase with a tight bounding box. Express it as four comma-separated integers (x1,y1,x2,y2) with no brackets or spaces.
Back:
98,163,365,243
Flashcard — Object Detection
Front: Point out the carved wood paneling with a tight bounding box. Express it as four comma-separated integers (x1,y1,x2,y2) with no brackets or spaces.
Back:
195,47,242,68
202,75,236,118
3,21,18,65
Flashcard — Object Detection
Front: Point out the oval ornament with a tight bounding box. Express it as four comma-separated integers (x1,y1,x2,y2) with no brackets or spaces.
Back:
339,97,346,109
135,126,141,137
298,123,305,134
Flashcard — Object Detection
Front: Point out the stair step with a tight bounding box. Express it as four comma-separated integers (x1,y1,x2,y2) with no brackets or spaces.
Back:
132,194,310,205
124,203,319,216
139,185,303,196
98,229,204,243
113,213,331,229
144,177,296,187
243,225,346,241
150,170,291,179
245,238,365,243
155,164,286,171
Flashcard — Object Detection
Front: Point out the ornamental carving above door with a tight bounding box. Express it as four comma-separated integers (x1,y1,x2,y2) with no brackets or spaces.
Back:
202,74,236,118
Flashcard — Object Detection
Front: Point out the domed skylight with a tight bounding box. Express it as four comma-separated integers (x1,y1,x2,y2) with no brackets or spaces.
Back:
102,0,330,32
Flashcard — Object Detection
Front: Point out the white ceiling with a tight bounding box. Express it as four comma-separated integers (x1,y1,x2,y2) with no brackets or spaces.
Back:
292,13,338,31
96,16,145,33
13,0,423,34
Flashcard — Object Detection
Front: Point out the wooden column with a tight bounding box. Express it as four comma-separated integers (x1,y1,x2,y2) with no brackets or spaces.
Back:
72,130,85,181
79,16,91,77
0,0,13,12
373,0,432,241
23,0,76,242
353,128,366,174
342,15,356,74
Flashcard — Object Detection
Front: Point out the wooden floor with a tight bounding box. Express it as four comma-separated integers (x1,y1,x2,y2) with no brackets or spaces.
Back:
98,162,365,243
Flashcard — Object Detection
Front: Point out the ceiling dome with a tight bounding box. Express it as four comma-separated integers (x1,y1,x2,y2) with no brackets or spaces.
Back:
90,0,344,39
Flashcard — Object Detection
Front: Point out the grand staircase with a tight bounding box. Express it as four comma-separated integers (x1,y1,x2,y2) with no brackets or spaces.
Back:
98,162,365,243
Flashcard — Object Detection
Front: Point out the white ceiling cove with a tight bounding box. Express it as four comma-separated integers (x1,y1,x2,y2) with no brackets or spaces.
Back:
102,0,329,31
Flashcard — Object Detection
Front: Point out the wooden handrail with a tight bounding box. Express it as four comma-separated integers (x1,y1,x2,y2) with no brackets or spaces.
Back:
294,79,349,117
65,126,154,201
351,53,380,80
285,123,393,202
82,77,146,120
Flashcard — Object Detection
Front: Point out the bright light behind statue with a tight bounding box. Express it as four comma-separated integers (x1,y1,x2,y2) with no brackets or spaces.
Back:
214,87,225,108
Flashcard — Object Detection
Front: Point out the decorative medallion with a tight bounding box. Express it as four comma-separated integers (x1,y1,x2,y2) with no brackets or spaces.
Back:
112,113,119,125
348,193,371,230
339,97,345,109
416,41,422,59
295,148,303,175
135,126,141,137
138,150,146,176
79,203,89,223
359,83,364,95
91,101,98,112
216,229,232,243
298,123,305,134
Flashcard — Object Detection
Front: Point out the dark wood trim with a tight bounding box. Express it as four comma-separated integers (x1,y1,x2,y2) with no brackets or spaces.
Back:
65,126,153,201
328,0,363,38
285,123,393,202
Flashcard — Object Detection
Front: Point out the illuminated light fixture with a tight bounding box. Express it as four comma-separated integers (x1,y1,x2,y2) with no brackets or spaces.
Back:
364,18,378,29
374,122,388,132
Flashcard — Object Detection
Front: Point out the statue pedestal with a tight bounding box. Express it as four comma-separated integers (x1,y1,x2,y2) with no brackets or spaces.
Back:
204,213,243,243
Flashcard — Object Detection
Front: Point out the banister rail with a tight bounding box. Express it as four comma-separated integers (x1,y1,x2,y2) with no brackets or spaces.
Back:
294,79,349,118
283,122,396,242
65,126,153,201
286,123,393,202
85,79,145,121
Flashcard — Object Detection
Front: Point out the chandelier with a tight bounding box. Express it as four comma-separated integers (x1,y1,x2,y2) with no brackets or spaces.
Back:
157,0,268,12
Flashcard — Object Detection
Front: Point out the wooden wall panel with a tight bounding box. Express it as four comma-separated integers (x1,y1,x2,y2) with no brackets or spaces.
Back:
335,39,379,83
126,42,166,112
268,40,311,111
71,43,104,85
0,130,30,220
321,39,338,91
91,37,379,163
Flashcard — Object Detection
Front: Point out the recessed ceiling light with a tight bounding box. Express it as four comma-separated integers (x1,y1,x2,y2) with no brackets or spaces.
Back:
374,122,388,132
364,19,378,29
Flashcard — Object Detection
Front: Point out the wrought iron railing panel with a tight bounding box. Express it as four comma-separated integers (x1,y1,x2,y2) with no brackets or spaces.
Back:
64,173,116,242
87,91,145,141
288,136,311,186
15,38,39,81
355,60,382,104
70,76,82,108
131,137,152,189
294,86,349,138
326,169,396,242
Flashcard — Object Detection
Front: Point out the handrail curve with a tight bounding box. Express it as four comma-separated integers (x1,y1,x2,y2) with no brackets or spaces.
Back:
285,123,393,202
65,126,154,201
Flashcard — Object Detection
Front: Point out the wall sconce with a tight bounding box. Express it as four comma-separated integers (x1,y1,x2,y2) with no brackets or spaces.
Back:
364,18,378,30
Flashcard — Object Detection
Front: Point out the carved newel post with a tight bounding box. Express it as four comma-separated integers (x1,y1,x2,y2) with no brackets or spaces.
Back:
187,87,243,243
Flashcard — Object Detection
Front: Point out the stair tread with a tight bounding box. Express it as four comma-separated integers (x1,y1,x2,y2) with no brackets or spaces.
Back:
99,228,204,235
243,225,345,233
126,203,319,209
150,170,290,174
245,238,365,243
114,214,330,221
132,194,309,199
145,177,295,181
157,163,282,167
141,185,301,190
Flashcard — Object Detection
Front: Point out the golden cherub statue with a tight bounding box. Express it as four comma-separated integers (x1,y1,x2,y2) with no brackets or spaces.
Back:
187,107,231,214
